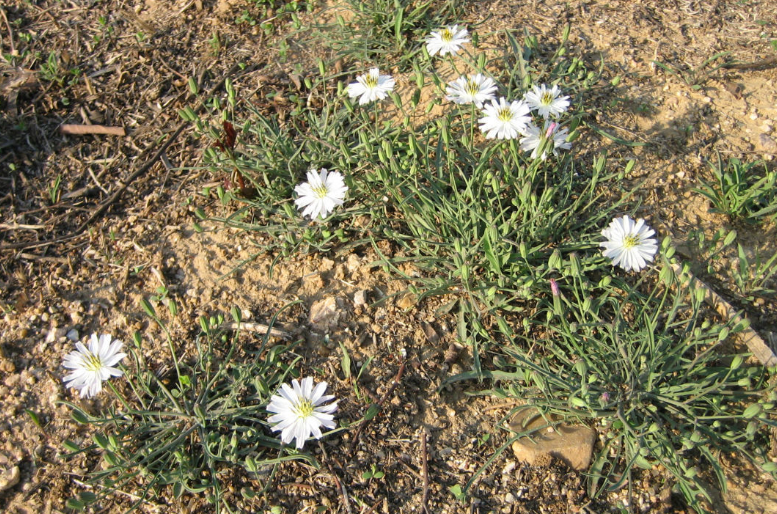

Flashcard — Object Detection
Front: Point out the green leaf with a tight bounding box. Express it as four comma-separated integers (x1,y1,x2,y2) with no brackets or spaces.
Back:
743,404,762,419
71,409,89,424
339,342,351,380
63,440,81,453
762,462,777,473
634,455,653,470
364,404,380,421
482,234,501,274
140,297,157,318
188,77,199,95
65,499,86,510
659,264,675,286
79,492,97,503
93,433,109,449
449,484,466,501
25,409,42,429
584,122,648,147
241,487,258,499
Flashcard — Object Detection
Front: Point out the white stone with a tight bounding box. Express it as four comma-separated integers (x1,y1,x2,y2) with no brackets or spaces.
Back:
353,290,368,307
308,297,340,331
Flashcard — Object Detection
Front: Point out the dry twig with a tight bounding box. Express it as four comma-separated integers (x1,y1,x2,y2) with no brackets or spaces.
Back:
0,7,14,57
220,321,290,340
60,124,126,136
421,428,430,514
671,262,776,367
0,223,46,231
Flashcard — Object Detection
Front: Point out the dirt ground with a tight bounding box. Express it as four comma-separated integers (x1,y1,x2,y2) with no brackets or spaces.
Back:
2,0,777,513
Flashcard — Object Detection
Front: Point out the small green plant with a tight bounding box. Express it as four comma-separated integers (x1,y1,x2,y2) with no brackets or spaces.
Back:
48,174,61,203
38,51,81,88
449,484,467,502
694,154,777,222
361,463,385,480
322,0,463,68
731,243,777,300
459,260,777,513
235,10,257,26
209,31,222,56
39,52,62,85
93,14,115,44
61,305,314,512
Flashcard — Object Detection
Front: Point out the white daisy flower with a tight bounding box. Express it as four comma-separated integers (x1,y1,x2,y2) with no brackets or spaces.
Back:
445,74,497,108
267,377,338,450
62,334,127,398
524,84,570,119
478,97,531,140
425,25,469,57
600,215,658,272
519,121,572,160
294,168,348,220
346,68,395,105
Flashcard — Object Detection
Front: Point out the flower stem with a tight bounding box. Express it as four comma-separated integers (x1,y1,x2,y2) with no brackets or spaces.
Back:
108,380,131,412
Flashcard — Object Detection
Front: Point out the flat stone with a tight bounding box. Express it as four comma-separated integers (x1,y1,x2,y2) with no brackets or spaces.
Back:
353,290,368,308
509,408,596,471
396,292,417,310
308,297,340,331
757,134,777,153
0,464,20,492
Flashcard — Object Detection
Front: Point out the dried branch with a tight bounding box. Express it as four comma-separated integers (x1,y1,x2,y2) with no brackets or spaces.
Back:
60,124,126,136
421,428,430,514
220,321,290,340
671,262,776,367
0,7,14,58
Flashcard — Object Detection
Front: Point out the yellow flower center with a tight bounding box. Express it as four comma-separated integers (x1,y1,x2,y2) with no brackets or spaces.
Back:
84,351,103,372
465,80,480,96
623,235,640,249
294,398,315,419
441,29,453,42
364,74,378,88
541,92,554,105
497,107,513,122
311,184,329,199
